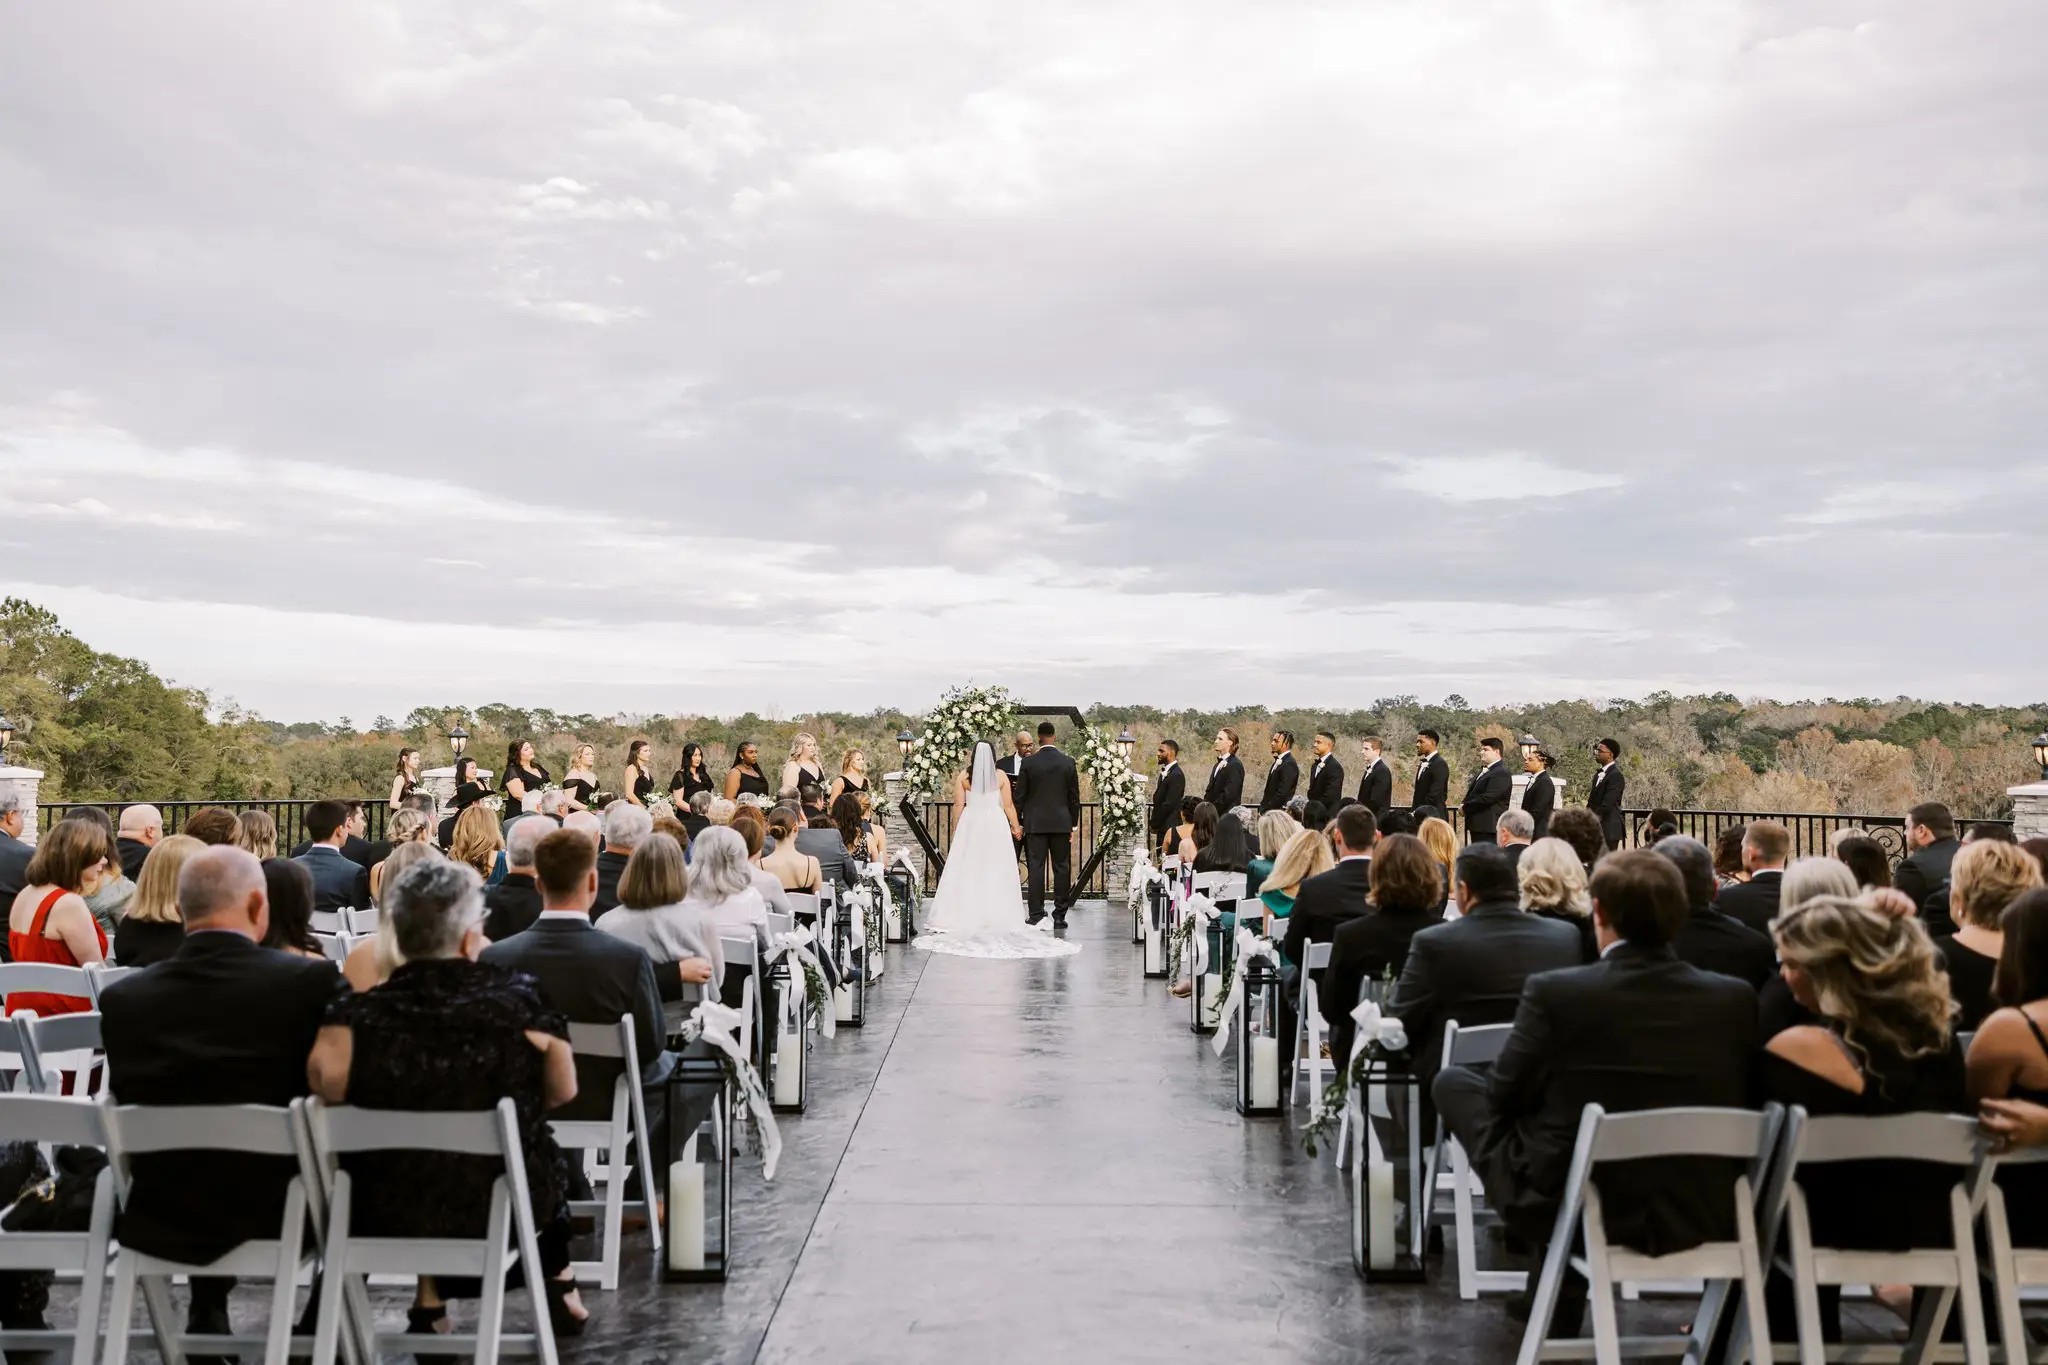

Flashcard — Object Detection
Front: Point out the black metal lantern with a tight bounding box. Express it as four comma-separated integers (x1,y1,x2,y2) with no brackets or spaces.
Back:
831,887,866,1029
1350,1045,1428,1282
1189,910,1226,1036
1116,728,1137,765
662,1054,734,1282
1142,878,1170,979
1134,870,1159,944
1517,733,1541,763
896,728,915,763
767,957,807,1115
2033,731,2048,781
883,865,915,943
1235,954,1283,1117
447,724,469,759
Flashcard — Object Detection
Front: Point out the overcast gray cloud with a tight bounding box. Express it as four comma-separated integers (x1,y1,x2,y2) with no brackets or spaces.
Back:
2,0,2043,721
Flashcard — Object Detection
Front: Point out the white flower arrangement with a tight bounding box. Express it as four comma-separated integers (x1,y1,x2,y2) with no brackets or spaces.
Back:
1071,724,1145,845
901,684,1022,799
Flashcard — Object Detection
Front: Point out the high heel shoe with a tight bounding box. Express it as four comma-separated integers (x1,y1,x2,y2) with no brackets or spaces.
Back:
544,1276,589,1337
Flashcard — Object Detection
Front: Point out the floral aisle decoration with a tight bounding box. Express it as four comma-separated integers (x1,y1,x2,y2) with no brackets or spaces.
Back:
901,684,1022,799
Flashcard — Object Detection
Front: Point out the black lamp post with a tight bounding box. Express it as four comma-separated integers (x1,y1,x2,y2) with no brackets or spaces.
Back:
448,724,470,760
2033,732,2048,782
1517,733,1542,764
896,728,915,765
1116,728,1137,766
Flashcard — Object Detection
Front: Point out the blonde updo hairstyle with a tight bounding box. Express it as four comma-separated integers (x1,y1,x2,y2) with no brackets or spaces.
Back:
1518,838,1592,919
1771,892,1955,1074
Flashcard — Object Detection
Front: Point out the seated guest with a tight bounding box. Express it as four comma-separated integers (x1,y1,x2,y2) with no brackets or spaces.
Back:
1517,837,1597,962
315,857,589,1337
182,806,243,846
682,791,714,842
1376,808,1417,838
1762,892,1966,1342
1390,843,1584,1117
1643,807,1680,844
345,842,442,992
1495,809,1535,871
1280,805,1378,972
1324,833,1445,1066
289,802,374,867
1715,820,1790,933
1163,795,1200,863
1170,801,1217,867
830,793,871,871
0,794,26,916
1258,827,1334,923
1247,810,1301,900
685,827,771,1009
235,809,278,860
1418,817,1458,914
1832,834,1892,891
116,803,164,880
729,806,795,920
562,810,603,844
1654,836,1775,989
100,845,347,1343
260,857,330,959
1547,807,1607,876
855,790,887,863
1195,808,1250,875
293,800,373,913
762,806,822,892
1967,888,2048,1247
708,797,738,827
650,813,688,846
595,831,723,998
1433,851,1756,1331
593,803,651,917
1301,799,1329,832
62,808,136,935
112,834,205,967
447,804,503,884
2024,837,2048,882
369,806,435,905
366,793,436,869
483,815,550,942
797,807,858,888
1712,826,1748,889
1936,839,2044,1031
797,782,828,825
1756,857,1863,1037
6,818,109,1016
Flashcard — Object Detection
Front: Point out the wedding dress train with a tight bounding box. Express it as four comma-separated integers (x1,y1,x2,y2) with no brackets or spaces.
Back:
913,742,1081,960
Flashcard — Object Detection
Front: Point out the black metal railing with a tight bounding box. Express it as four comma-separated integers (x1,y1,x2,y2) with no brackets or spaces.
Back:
913,799,1107,897
1616,808,2014,867
38,798,392,853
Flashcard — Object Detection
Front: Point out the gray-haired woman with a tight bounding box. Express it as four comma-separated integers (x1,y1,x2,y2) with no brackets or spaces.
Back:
685,825,770,1010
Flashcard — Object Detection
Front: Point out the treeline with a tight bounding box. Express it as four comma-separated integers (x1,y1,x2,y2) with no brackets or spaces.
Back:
3,598,2040,817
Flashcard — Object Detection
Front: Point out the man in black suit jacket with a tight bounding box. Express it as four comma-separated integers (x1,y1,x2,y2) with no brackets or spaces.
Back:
291,799,372,913
288,801,375,869
1433,851,1756,1327
1460,738,1513,844
1521,749,1558,839
99,845,347,1335
1496,810,1535,873
116,803,164,880
1150,740,1186,847
1281,805,1377,977
483,814,550,942
1306,731,1345,813
1355,738,1393,819
1410,730,1449,819
1712,819,1788,934
1588,738,1627,850
1654,837,1775,989
1204,728,1245,812
1893,802,1960,936
1259,731,1300,812
1018,723,1082,926
592,803,651,918
0,795,33,924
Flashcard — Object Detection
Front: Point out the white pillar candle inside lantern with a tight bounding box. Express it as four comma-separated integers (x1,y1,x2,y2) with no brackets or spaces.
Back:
833,985,853,1022
886,900,902,939
667,1139,706,1272
1143,925,1164,973
1200,973,1222,1026
1367,1153,1396,1269
773,1032,803,1106
1251,1035,1281,1110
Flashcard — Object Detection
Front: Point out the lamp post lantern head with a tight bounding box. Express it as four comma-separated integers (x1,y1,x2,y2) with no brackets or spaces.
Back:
1116,728,1137,765
448,724,470,759
896,728,915,763
1517,733,1542,763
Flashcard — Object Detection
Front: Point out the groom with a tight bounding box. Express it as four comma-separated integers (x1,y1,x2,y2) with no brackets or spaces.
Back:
1017,720,1082,928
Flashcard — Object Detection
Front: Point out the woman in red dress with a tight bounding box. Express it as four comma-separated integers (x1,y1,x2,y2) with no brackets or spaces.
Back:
6,817,110,1017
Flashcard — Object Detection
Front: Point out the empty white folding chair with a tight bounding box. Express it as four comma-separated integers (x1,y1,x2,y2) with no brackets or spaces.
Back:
303,1096,560,1365
553,1017,662,1291
1516,1103,1782,1365
84,964,138,1005
100,1100,319,1365
0,1094,115,1365
1289,941,1333,1107
18,1010,104,1097
1979,1144,2048,1365
1415,1021,1522,1300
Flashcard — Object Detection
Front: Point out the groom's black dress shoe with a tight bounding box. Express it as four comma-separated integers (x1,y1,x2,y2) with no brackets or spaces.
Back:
1026,912,1046,925
1052,912,1068,929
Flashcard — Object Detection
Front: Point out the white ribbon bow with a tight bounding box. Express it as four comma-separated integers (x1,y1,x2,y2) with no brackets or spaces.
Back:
1346,997,1408,1072
1211,927,1280,1058
1184,893,1218,977
679,999,784,1181
765,925,834,1039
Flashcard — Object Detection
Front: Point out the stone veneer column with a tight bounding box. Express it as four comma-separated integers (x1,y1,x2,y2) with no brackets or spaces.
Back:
1509,772,1568,811
2011,782,2048,841
1099,769,1146,903
419,766,491,815
882,771,925,882
1,765,46,845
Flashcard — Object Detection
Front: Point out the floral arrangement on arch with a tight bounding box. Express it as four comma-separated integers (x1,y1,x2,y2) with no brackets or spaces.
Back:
1071,722,1145,845
901,684,1022,800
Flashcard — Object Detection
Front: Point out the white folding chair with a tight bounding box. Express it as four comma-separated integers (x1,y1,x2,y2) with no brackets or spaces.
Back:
339,907,379,935
1290,941,1333,1107
785,891,820,923
1979,1144,2048,1365
1516,1104,1782,1365
553,1017,662,1290
1416,1022,1522,1299
720,935,761,1061
84,964,138,1004
18,1010,105,1097
303,1097,560,1365
0,1014,32,1093
100,1100,320,1365
0,1094,115,1365
1758,1109,1992,1365
313,932,349,964
0,962,96,1016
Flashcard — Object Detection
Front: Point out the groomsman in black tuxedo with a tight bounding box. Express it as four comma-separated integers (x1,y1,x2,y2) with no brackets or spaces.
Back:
1204,728,1245,811
1259,730,1299,812
1460,737,1513,844
1522,746,1558,838
1306,730,1345,811
1588,737,1627,850
1410,730,1449,819
1355,737,1393,818
1150,740,1185,849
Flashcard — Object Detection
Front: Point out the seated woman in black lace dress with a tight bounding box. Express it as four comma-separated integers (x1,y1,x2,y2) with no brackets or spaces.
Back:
308,858,586,1338
1968,888,2048,1250
1761,891,1966,1342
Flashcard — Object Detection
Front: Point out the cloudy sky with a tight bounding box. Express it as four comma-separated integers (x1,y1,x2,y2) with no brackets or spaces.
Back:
3,1,2043,723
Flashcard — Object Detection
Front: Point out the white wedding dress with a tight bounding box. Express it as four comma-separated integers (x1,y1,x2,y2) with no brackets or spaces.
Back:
913,742,1081,960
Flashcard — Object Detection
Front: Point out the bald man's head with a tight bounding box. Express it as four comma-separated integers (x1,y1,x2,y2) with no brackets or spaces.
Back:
563,811,603,843
119,803,164,845
177,845,269,940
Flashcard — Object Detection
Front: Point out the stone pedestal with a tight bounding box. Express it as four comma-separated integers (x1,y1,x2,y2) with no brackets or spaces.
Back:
1509,773,1568,811
882,772,925,882
2012,782,2048,841
1,765,45,845
420,765,492,813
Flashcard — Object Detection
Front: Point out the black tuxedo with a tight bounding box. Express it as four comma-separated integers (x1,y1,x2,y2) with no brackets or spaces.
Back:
293,844,371,914
1203,754,1245,812
1712,868,1782,935
1356,759,1393,818
1018,744,1082,920
593,847,631,918
117,836,154,882
1150,762,1186,841
1259,752,1299,812
1521,770,1557,839
1306,754,1345,812
1588,764,1627,849
1671,900,1776,990
1460,761,1512,843
483,872,544,943
289,833,375,870
1280,857,1373,975
1894,838,1959,935
1434,944,1757,1254
99,932,347,1265
1410,752,1449,818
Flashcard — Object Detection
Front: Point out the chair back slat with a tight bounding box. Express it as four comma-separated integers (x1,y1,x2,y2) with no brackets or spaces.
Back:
315,1102,510,1157
0,962,94,998
104,1101,303,1156
1798,1112,1981,1165
0,1092,108,1146
722,935,759,968
26,1011,103,1055
85,964,138,1003
567,1017,631,1061
1588,1107,1771,1164
768,911,794,936
1303,941,1332,970
785,893,819,919
1444,1021,1513,1068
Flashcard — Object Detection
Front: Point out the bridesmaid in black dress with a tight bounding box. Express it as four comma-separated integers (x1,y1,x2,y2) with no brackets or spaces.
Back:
622,740,657,807
499,740,551,815
723,740,770,801
828,747,871,805
390,747,422,812
441,757,490,848
561,744,600,812
778,733,826,801
669,742,715,803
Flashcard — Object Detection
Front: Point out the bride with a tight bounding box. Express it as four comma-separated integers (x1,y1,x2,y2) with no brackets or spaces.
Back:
913,740,1081,960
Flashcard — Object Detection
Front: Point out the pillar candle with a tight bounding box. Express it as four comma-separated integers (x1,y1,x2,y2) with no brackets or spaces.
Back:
833,985,853,1022
667,1157,706,1271
1144,926,1163,973
773,1033,803,1106
1367,1156,1396,1269
1200,973,1222,1026
1251,1035,1281,1109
